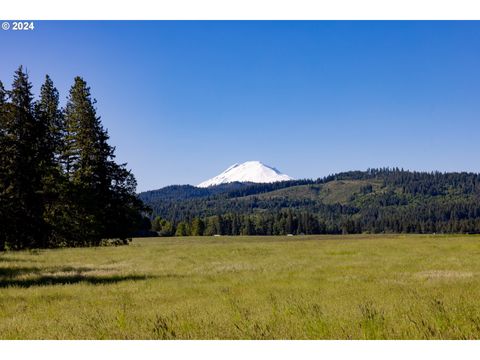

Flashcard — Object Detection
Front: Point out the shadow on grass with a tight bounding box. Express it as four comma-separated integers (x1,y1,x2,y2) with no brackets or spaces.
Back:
0,266,41,278
0,256,40,263
0,274,151,288
0,265,154,288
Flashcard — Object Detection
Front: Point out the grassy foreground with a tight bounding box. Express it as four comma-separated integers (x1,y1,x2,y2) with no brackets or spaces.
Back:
1,234,480,339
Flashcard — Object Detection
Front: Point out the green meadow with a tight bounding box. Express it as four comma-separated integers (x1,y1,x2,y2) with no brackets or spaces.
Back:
1,234,480,339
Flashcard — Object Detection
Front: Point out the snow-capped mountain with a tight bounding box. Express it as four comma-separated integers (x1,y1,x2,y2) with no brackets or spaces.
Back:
197,161,293,188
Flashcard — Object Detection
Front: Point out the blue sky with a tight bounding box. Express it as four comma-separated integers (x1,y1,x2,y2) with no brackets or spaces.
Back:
1,21,480,191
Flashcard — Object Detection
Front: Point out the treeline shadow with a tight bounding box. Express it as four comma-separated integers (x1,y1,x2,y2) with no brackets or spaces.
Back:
0,256,40,263
0,265,153,288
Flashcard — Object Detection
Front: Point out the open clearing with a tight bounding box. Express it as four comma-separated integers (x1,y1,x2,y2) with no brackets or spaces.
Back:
1,234,480,339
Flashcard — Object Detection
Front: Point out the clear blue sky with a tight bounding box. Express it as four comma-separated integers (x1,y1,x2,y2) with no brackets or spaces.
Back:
1,21,480,191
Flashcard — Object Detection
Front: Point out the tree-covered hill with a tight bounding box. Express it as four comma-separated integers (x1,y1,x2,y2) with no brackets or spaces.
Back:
139,168,480,235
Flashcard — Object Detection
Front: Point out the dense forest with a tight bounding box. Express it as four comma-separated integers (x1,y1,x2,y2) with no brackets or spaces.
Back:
0,67,147,250
140,168,480,236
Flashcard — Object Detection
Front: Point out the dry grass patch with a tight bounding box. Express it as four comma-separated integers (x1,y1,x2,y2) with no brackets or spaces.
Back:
415,270,474,280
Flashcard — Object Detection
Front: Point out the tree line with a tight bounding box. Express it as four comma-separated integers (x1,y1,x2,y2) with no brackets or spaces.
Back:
152,211,334,237
151,205,480,237
0,66,146,250
143,168,480,236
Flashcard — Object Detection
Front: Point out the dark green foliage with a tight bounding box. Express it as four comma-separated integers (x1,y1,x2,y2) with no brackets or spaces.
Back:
61,76,146,246
139,182,256,203
0,67,146,250
190,218,205,236
141,169,480,236
204,216,221,236
0,67,45,249
34,75,66,247
62,77,113,245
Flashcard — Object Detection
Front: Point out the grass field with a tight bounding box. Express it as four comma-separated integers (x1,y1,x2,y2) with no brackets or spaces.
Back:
1,234,480,339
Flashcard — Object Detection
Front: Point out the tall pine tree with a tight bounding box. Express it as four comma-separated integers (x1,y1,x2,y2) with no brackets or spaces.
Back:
35,75,67,246
62,77,145,245
0,67,45,249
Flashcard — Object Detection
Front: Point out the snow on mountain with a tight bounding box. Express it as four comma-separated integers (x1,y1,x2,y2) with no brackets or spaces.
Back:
197,161,293,188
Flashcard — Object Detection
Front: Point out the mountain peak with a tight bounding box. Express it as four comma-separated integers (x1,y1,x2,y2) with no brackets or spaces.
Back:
197,161,293,188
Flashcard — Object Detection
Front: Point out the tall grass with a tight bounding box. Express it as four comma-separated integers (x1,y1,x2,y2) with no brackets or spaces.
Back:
0,234,480,339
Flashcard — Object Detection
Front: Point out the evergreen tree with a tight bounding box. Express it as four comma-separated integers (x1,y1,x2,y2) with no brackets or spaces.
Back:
34,75,66,246
62,77,104,245
35,75,64,167
0,67,45,249
62,76,145,245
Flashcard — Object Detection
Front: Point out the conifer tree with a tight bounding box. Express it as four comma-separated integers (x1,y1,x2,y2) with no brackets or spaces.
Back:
36,75,63,167
61,77,107,244
62,76,145,245
0,67,44,248
35,75,67,246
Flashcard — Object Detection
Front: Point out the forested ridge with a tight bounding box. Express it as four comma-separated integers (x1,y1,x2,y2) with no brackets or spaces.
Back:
0,67,147,250
140,168,480,236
